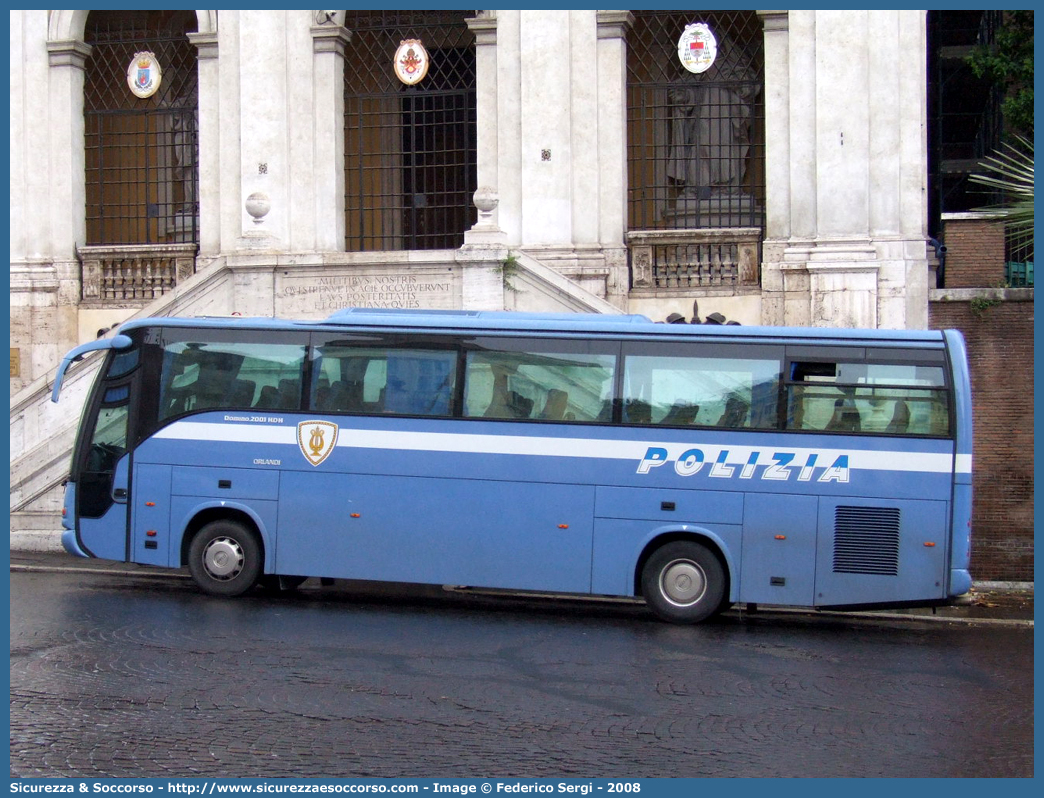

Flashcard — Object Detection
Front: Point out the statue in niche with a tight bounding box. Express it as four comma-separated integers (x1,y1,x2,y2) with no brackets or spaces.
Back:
666,39,760,201
169,78,198,214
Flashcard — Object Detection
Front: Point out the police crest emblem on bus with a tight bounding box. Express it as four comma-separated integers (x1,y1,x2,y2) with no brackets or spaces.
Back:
297,420,338,467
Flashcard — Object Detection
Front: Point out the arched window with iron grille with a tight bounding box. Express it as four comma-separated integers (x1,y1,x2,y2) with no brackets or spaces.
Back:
343,11,477,252
83,10,199,246
626,11,765,291
627,11,765,232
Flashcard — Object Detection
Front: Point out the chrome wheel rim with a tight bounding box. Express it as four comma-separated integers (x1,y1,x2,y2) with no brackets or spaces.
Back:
202,536,245,581
659,558,707,607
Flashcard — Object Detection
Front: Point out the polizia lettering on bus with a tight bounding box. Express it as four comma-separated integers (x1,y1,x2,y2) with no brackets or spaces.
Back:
637,446,850,483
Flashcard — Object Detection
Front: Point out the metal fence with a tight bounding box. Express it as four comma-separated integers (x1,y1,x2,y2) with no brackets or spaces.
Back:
343,11,477,252
83,10,199,246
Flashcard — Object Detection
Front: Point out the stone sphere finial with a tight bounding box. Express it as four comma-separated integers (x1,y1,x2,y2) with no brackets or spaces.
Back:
473,187,499,225
245,192,271,225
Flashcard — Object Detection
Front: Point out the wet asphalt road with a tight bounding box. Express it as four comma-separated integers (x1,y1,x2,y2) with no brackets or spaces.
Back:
9,567,1034,779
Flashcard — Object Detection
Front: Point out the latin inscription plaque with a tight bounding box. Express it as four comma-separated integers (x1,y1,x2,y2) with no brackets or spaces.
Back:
278,270,460,317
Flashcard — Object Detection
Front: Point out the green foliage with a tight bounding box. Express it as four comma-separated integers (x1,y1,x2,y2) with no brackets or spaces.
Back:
967,10,1034,138
969,135,1034,261
970,295,1001,319
495,252,521,294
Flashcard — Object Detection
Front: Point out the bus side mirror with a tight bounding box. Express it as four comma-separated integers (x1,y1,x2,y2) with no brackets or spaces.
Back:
51,334,134,403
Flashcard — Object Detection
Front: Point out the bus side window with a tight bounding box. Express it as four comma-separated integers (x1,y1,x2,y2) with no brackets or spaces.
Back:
159,339,306,420
88,387,130,471
786,356,951,436
384,353,454,416
716,394,749,427
310,343,455,417
464,347,615,423
622,349,780,429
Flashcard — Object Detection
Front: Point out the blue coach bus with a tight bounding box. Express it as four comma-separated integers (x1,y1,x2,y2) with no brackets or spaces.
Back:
51,309,973,623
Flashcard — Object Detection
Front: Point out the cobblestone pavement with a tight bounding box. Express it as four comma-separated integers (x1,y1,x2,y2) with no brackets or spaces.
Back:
9,559,1034,779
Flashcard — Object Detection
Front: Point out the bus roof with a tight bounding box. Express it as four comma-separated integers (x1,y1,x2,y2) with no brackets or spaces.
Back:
115,308,949,345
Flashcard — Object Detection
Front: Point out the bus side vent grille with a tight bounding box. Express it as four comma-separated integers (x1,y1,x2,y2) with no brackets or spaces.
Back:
833,506,901,576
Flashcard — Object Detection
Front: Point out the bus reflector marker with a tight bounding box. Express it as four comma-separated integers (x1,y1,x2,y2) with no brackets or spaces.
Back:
145,501,156,507
350,513,361,518
775,535,786,540
146,530,157,537
924,541,936,547
558,524,569,529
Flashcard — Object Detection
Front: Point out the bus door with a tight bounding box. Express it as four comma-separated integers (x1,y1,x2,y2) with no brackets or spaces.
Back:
51,334,144,562
74,378,135,561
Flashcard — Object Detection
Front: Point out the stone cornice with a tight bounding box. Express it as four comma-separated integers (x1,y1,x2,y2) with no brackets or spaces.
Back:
312,24,352,56
466,13,498,46
46,40,91,70
757,11,790,32
187,31,219,60
596,11,634,40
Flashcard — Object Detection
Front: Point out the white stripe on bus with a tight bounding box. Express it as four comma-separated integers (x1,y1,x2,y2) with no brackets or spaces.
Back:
155,420,970,475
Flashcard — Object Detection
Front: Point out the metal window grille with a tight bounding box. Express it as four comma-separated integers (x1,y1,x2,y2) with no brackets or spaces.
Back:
627,11,765,231
343,11,477,252
926,10,1004,234
83,11,199,246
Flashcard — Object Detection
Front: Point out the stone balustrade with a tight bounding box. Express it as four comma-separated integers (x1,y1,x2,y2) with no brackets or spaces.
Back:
78,243,198,304
627,228,761,290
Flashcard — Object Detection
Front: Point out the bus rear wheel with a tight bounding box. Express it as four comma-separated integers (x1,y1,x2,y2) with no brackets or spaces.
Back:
641,541,725,624
188,520,262,597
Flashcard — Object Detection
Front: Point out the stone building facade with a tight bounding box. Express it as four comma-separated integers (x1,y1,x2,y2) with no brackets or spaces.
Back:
11,9,935,394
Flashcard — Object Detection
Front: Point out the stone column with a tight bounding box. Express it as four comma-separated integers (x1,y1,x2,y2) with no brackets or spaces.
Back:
802,10,880,328
45,37,91,263
236,12,287,249
187,29,220,256
518,10,573,246
464,13,503,244
757,10,790,325
311,16,352,252
460,13,507,310
42,31,91,375
495,11,523,246
882,10,931,329
596,11,633,310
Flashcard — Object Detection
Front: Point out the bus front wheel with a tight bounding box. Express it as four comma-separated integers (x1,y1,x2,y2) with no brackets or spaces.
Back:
188,520,263,597
641,541,725,624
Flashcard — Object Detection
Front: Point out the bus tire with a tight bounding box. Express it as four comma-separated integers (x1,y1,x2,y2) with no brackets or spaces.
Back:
188,520,263,597
641,541,725,624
